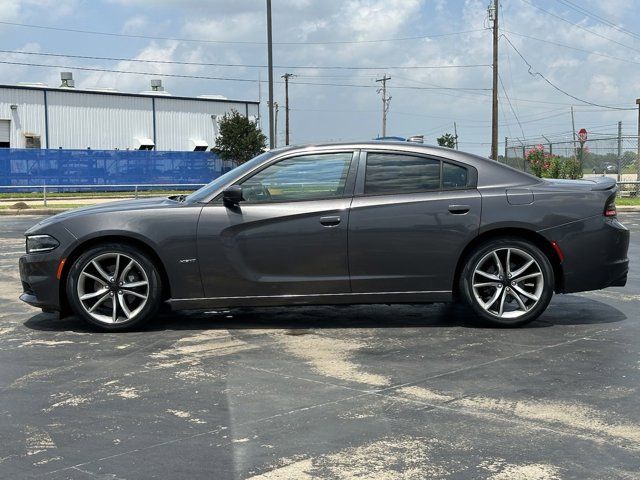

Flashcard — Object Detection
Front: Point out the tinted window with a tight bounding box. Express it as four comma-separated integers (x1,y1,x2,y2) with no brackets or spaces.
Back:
365,153,440,194
241,153,352,203
186,150,277,203
442,162,468,189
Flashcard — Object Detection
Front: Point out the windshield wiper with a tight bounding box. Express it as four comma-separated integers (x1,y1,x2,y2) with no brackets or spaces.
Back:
169,194,187,202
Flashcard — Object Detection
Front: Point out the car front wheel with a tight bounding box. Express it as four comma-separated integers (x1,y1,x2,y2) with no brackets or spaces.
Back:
66,243,162,331
459,238,554,327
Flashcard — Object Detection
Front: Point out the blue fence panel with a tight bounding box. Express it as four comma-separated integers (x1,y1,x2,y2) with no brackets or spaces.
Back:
0,149,233,190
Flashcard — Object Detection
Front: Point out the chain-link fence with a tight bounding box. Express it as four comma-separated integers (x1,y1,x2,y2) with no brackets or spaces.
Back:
502,134,640,196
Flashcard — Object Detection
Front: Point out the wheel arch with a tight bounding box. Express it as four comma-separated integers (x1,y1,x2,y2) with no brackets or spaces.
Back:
453,227,564,298
59,235,171,316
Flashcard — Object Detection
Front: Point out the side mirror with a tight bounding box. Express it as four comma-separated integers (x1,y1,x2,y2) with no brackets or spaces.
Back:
222,185,244,205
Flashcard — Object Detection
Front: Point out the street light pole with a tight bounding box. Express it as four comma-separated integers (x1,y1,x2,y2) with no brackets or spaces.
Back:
266,0,275,149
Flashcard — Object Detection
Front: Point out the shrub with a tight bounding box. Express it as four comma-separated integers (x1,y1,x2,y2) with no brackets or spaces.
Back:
525,145,582,179
213,110,267,165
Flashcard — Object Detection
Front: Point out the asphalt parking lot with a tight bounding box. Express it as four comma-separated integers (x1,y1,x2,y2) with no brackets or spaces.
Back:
1,214,639,479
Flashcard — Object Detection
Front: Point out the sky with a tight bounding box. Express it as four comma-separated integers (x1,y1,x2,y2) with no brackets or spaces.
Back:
0,0,639,156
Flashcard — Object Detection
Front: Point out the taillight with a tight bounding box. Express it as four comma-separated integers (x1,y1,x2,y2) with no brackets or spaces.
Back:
604,194,617,217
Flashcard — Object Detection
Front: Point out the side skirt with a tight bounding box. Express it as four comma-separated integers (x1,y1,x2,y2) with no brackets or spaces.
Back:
167,290,452,311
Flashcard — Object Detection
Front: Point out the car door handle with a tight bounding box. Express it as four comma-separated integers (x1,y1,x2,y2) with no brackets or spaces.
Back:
448,204,470,215
320,215,341,227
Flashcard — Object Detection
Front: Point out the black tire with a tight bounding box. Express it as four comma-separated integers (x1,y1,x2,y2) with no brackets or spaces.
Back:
459,237,554,327
66,243,162,331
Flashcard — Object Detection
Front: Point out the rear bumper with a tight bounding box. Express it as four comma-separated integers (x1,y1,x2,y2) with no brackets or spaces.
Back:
541,216,629,294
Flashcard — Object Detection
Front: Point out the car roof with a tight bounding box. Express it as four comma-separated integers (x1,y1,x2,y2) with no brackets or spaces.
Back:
276,141,490,168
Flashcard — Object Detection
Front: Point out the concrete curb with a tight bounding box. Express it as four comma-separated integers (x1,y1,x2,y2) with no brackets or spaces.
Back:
2,206,640,216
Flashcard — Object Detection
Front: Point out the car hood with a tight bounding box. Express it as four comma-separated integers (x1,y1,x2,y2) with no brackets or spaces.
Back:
28,197,181,232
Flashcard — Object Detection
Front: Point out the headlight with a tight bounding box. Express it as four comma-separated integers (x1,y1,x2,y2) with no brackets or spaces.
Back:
26,235,60,254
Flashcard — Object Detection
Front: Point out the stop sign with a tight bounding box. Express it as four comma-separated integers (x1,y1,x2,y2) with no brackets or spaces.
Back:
578,128,588,142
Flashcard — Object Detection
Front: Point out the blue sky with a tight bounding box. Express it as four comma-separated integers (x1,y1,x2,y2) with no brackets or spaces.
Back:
0,0,638,155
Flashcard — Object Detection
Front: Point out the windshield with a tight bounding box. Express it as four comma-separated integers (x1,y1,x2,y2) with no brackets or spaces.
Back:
185,151,276,203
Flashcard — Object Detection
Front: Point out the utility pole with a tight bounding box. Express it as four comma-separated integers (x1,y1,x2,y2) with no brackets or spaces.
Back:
266,0,275,149
636,98,640,194
272,102,279,148
257,71,262,130
571,106,577,159
490,0,499,160
454,122,459,150
617,121,622,181
282,73,295,145
376,75,391,137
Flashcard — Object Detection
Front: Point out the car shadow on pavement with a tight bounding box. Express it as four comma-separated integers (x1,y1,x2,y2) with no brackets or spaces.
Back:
23,295,626,333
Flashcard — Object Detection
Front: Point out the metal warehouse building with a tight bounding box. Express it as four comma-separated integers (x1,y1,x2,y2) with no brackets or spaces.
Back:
0,75,260,151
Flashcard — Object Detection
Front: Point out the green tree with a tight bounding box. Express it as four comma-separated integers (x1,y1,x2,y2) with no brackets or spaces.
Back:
213,110,267,164
436,133,456,149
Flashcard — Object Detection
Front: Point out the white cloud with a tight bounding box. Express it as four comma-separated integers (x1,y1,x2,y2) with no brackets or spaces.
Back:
121,15,149,34
0,0,78,21
80,41,181,92
587,74,619,101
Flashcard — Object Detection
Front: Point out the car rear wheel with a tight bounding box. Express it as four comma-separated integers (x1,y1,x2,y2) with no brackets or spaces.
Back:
459,238,554,327
67,243,162,331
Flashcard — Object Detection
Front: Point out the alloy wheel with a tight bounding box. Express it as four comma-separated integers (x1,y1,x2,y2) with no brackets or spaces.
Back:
76,252,149,324
471,247,544,319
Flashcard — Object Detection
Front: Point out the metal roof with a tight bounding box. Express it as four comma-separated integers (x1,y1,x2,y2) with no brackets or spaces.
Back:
0,83,259,105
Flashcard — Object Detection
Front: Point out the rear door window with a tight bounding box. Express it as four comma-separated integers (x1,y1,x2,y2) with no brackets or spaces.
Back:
364,153,440,195
442,162,468,189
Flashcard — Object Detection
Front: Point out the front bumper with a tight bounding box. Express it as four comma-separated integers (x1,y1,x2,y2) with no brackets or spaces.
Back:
19,252,63,312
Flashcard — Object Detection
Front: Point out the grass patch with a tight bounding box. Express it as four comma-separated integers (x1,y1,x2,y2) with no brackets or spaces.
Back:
617,197,640,206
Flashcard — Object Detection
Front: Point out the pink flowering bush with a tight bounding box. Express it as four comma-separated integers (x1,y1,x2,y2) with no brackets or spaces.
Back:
525,144,582,179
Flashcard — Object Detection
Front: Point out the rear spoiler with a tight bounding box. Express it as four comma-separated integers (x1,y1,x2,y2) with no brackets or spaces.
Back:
589,177,617,191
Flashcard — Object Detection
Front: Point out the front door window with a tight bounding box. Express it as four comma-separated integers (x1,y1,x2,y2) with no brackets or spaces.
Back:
241,153,352,203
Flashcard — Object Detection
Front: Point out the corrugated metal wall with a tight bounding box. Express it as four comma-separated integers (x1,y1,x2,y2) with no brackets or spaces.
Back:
0,88,47,148
47,90,154,150
155,98,260,151
0,87,259,151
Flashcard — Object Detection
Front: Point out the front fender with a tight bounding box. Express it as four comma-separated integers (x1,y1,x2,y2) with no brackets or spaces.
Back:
60,205,205,300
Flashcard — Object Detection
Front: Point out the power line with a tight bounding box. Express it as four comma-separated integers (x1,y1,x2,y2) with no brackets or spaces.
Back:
498,73,525,138
289,106,569,125
500,2,523,127
553,0,640,42
518,0,640,55
502,30,640,67
501,35,636,111
0,59,491,92
0,20,485,45
4,57,616,109
0,60,258,83
392,74,586,106
0,48,490,71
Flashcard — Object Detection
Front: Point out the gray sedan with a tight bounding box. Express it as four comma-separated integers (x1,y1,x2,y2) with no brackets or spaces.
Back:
19,142,629,330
